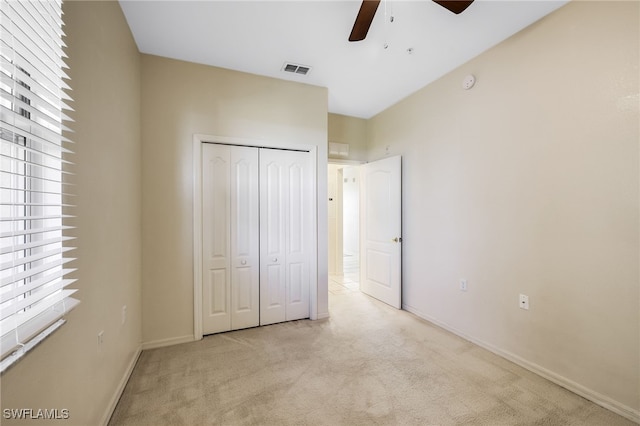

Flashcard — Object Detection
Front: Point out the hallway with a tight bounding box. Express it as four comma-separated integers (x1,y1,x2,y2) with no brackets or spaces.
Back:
329,253,359,296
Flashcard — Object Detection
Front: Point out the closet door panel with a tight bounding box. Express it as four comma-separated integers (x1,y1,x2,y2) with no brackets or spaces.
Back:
260,155,286,325
230,147,260,329
288,164,304,254
233,266,255,323
265,162,284,257
203,144,312,331
266,264,284,305
202,144,231,334
260,149,311,324
208,270,228,314
288,262,304,303
285,152,310,321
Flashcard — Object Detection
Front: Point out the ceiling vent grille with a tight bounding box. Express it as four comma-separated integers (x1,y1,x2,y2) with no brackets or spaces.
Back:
282,62,311,76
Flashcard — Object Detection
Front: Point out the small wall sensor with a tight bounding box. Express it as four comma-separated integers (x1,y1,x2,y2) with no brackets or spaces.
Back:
462,74,476,90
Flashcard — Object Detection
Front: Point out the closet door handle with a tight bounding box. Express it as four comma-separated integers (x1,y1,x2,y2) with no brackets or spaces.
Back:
241,260,247,265
273,257,278,262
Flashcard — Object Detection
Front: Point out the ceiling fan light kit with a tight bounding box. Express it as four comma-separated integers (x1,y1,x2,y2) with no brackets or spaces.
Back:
349,0,475,43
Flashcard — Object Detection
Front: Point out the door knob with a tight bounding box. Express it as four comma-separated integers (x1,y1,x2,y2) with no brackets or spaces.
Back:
273,257,278,262
392,237,402,243
241,260,247,265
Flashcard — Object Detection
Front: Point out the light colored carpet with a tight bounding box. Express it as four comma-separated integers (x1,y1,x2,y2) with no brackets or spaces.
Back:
109,290,634,425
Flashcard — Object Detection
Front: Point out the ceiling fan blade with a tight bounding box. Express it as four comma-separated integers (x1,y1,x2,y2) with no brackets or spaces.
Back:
349,0,381,42
432,0,474,14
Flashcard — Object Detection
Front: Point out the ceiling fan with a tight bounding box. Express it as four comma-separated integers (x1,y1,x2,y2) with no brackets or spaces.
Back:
349,0,474,42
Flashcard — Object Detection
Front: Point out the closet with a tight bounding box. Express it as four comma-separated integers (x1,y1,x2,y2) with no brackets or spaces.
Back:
201,143,312,334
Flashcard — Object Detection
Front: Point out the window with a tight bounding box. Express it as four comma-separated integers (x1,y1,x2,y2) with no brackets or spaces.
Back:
0,0,77,372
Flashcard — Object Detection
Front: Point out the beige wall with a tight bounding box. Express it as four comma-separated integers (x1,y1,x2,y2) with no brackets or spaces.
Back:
140,55,329,346
0,1,142,425
367,0,639,417
328,113,368,162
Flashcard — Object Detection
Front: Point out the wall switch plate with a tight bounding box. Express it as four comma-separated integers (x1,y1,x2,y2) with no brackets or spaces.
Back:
519,294,529,310
460,279,468,292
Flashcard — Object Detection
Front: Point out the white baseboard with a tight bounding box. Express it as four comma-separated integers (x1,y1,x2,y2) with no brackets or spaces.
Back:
402,303,640,424
316,312,330,320
100,345,142,426
141,334,195,350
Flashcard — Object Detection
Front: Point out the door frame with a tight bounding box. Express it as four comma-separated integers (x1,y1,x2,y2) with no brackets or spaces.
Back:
328,164,344,276
193,134,318,340
327,159,364,278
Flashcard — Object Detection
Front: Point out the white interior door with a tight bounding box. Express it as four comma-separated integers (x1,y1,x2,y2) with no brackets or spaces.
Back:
260,148,312,325
360,155,402,309
202,144,259,334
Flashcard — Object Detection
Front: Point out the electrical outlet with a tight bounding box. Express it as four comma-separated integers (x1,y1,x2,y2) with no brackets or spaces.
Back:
97,331,104,352
519,294,529,310
121,305,127,326
460,279,468,292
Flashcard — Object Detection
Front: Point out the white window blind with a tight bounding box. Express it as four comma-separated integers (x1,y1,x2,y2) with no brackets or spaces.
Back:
0,0,77,372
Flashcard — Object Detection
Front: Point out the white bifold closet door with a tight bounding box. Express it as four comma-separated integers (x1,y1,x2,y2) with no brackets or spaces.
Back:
201,144,311,334
202,144,260,334
260,149,312,326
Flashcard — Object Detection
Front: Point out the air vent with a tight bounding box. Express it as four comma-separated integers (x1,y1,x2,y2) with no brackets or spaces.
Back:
282,62,311,76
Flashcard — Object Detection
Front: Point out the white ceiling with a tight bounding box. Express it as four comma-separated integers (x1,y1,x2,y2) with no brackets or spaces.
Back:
118,0,568,119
